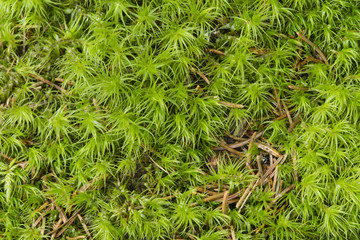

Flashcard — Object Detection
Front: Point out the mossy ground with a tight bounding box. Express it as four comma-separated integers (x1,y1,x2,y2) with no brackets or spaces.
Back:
1,0,360,239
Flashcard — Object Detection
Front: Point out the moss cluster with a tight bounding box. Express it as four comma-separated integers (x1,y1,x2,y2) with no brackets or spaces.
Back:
1,0,360,239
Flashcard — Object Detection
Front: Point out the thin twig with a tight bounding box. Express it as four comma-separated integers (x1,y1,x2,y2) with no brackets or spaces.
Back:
214,131,264,150
217,141,245,156
51,218,62,240
255,142,282,158
46,207,83,236
288,85,308,91
256,155,263,176
282,100,293,126
273,88,282,115
222,191,229,214
207,48,226,55
66,237,86,240
296,32,329,65
230,225,236,240
219,101,244,109
292,150,298,182
33,204,54,227
147,154,169,174
236,173,260,209
77,214,92,239
190,67,210,84
272,167,278,193
28,73,66,93
271,184,295,204
288,115,301,133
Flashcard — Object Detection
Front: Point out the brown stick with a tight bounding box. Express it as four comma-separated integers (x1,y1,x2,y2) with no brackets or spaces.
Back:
288,115,301,133
66,237,86,240
222,191,229,214
41,217,46,235
296,32,329,65
223,131,246,141
36,201,50,212
214,131,264,150
46,207,83,236
292,150,298,182
203,192,226,202
282,100,293,126
217,141,245,156
273,88,282,115
288,85,308,91
28,73,66,93
190,67,210,84
55,78,74,86
236,174,259,208
33,204,54,227
230,225,236,240
56,205,68,223
255,143,282,158
246,132,257,174
51,219,62,240
219,101,244,109
272,167,278,193
271,184,295,204
256,155,263,176
77,214,92,239
208,48,226,55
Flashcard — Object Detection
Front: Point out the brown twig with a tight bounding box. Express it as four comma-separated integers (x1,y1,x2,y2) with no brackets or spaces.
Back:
147,154,169,174
66,237,86,240
230,225,236,240
51,219,62,240
292,150,298,182
77,214,92,239
273,88,282,115
214,131,264,150
271,184,295,204
236,173,260,209
33,204,54,227
296,32,329,65
217,141,245,156
287,85,308,91
282,100,293,126
222,191,229,214
55,78,74,86
190,67,210,84
46,207,83,236
288,115,301,133
272,167,278,193
207,48,226,55
255,143,282,158
28,73,66,93
256,155,263,176
219,101,244,109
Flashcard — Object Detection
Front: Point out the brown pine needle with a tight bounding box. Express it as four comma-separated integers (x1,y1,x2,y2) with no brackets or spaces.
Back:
51,219,62,240
147,154,169,174
219,101,244,109
255,143,282,158
296,32,329,65
271,184,295,204
272,167,279,193
190,67,210,84
288,85,309,91
230,225,236,240
288,115,301,133
33,204,54,227
222,191,229,214
236,173,259,209
273,88,282,115
282,100,293,126
217,141,245,156
214,131,264,150
292,150,299,182
36,201,50,212
208,48,226,55
66,237,86,240
77,214,92,239
28,73,66,93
